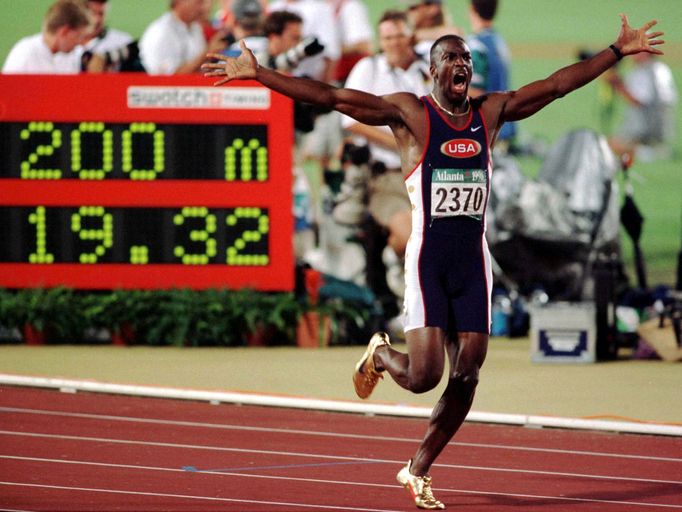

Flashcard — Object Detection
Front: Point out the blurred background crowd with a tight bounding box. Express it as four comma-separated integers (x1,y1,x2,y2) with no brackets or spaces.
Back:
2,0,679,344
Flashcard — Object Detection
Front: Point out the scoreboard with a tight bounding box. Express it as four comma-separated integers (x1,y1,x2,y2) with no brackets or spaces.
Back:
0,74,293,290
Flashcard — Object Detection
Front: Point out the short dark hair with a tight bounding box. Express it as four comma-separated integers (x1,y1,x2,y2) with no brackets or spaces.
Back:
263,10,303,37
429,34,466,63
378,9,409,27
471,0,498,21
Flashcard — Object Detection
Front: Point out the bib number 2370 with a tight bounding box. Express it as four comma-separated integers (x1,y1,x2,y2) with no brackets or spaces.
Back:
431,168,488,220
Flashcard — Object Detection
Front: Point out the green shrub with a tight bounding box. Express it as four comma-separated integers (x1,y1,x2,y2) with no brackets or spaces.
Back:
0,287,370,346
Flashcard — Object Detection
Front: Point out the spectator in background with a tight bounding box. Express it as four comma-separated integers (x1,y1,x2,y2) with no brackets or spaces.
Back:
328,0,374,84
407,0,462,57
140,0,228,74
233,10,325,259
81,0,143,71
467,0,516,151
213,0,268,33
213,0,236,31
268,0,339,83
225,0,268,57
229,10,326,136
261,10,301,57
200,0,219,41
607,52,678,161
269,0,342,220
83,0,133,53
2,0,99,74
342,10,431,195
340,10,432,320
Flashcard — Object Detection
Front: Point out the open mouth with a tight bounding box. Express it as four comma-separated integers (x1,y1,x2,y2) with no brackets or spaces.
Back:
452,72,467,92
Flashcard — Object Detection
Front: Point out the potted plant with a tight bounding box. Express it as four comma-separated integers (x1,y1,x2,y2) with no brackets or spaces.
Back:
185,289,243,347
82,290,143,346
295,268,373,348
140,289,193,346
0,288,22,343
244,291,301,346
12,287,86,344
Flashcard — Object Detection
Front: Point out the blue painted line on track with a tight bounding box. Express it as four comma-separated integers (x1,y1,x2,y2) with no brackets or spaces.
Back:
182,460,382,473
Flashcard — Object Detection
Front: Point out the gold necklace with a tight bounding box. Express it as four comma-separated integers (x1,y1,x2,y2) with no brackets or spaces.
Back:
430,93,470,117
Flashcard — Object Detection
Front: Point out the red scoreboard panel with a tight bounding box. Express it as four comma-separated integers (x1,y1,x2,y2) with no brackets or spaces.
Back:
0,74,293,290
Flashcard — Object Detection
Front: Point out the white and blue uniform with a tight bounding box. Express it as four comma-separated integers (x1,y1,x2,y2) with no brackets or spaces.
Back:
403,96,493,334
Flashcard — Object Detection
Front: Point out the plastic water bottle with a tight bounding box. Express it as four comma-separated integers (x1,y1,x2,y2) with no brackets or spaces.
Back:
491,294,511,337
293,169,313,232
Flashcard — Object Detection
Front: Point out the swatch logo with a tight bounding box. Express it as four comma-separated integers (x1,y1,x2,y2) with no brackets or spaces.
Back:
440,139,481,158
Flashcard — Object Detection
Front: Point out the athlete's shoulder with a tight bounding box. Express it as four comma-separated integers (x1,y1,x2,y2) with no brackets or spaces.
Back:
383,91,425,111
472,91,510,108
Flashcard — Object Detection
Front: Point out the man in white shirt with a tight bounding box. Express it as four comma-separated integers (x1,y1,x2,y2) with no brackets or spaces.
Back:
343,10,432,171
140,0,227,75
3,0,92,74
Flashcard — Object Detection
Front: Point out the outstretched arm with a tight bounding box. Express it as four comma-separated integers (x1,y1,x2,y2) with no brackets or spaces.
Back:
499,14,664,122
202,41,403,127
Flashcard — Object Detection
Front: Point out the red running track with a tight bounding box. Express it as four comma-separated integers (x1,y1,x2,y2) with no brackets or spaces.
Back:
0,385,681,511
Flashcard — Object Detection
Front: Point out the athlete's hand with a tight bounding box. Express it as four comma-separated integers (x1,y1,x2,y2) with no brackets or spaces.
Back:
614,13,664,57
202,40,258,86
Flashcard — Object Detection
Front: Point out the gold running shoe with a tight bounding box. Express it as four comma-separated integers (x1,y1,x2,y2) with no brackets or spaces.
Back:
396,459,445,510
352,331,390,399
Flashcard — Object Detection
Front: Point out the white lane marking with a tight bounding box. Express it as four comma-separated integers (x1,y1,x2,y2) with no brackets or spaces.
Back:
0,430,680,486
0,481,400,512
1,476,681,510
2,406,679,463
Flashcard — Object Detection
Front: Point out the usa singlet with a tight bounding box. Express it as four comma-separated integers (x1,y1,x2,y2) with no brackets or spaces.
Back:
402,96,493,334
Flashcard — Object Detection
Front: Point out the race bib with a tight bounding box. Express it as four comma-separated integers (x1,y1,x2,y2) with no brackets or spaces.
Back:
431,168,488,220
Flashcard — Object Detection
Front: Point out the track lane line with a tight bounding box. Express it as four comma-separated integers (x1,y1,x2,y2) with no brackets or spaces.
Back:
2,406,680,463
1,431,681,486
1,466,681,510
0,481,400,512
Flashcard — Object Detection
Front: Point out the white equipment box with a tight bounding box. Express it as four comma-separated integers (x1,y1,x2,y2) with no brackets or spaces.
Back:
530,302,596,363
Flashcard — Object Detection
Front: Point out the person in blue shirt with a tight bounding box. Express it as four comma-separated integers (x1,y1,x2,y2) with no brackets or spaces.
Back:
467,0,516,150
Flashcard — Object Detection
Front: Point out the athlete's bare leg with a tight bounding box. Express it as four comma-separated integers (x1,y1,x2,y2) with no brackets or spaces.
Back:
375,329,488,476
374,326,447,393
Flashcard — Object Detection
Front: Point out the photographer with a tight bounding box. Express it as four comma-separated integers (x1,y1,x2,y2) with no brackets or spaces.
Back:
232,10,325,132
81,0,143,72
3,0,94,74
225,1,324,76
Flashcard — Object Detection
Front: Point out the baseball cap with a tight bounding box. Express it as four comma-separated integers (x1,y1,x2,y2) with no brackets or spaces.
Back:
232,0,263,20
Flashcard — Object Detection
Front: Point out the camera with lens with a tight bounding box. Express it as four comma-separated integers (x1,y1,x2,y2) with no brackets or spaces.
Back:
341,142,371,166
81,41,144,72
268,36,325,72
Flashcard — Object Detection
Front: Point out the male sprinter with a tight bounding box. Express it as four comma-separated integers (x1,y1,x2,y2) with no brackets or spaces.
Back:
203,14,663,509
